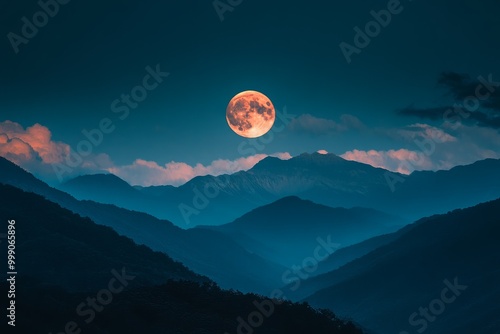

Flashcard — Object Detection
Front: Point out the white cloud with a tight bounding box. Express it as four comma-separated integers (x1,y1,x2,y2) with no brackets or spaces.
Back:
342,124,500,173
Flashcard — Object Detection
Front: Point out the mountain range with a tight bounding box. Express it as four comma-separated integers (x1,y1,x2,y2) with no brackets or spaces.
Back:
58,153,500,228
1,154,499,333
0,157,283,294
198,196,405,267
0,184,362,334
292,199,500,334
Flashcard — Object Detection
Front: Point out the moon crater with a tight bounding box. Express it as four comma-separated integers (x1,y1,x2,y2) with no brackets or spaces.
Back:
226,90,276,138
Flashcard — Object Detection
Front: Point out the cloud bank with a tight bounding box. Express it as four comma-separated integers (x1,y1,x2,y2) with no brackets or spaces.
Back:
0,120,291,186
107,152,292,186
398,72,500,129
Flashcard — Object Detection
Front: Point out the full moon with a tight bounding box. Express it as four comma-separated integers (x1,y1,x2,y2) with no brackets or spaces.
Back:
226,90,276,138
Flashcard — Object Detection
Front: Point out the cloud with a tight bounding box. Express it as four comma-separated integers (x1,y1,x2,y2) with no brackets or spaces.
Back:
398,72,500,128
0,121,70,164
3,118,499,188
0,121,292,186
317,150,328,155
0,137,35,164
341,149,432,174
288,114,364,134
0,120,112,183
342,124,500,174
107,152,292,186
339,114,366,130
437,72,500,110
396,123,457,143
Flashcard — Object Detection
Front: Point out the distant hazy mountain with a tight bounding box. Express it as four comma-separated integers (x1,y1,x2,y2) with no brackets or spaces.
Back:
0,157,284,294
58,153,500,227
199,196,406,267
0,185,362,334
312,225,406,276
61,173,143,203
134,184,177,196
299,199,500,334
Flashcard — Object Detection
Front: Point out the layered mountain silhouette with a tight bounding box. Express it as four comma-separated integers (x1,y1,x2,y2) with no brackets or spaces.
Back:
199,196,405,267
61,173,144,205
1,154,499,333
58,153,500,227
312,228,408,276
0,183,206,290
0,157,284,294
294,199,500,334
0,184,362,334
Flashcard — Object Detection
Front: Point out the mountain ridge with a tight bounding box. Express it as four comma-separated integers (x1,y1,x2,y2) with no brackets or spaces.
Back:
198,195,406,267
53,153,500,227
0,157,285,294
299,198,500,334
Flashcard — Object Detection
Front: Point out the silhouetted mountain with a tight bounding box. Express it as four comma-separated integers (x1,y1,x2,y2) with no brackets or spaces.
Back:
59,173,181,219
171,152,394,226
299,199,500,334
0,184,206,290
134,184,177,196
0,157,284,294
200,196,405,267
0,185,362,334
56,153,500,228
393,158,500,218
61,173,143,204
313,221,422,276
6,279,363,334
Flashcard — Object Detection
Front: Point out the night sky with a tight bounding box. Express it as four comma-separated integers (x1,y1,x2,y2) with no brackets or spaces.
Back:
1,0,500,185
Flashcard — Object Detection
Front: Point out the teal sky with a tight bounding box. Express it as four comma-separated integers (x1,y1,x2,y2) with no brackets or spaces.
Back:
1,0,500,185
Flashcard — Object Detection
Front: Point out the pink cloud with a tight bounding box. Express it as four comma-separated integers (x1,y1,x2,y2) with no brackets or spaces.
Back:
0,121,291,186
0,121,112,183
3,118,500,187
0,137,35,165
108,152,292,186
0,121,70,164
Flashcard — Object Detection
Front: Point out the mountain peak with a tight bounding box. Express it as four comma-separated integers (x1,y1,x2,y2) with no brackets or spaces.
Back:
294,151,344,162
271,195,312,205
60,173,139,200
250,155,286,170
250,152,346,173
63,173,130,187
